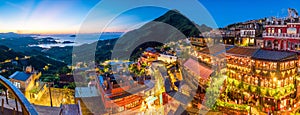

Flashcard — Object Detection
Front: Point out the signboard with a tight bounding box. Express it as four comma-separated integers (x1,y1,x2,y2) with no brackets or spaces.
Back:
287,28,297,34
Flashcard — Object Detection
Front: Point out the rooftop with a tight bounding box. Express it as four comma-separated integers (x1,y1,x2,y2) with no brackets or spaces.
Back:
252,49,298,61
226,46,259,57
199,44,234,56
9,71,32,81
109,85,147,100
183,58,213,80
75,87,99,98
34,105,61,115
77,96,106,114
60,104,79,115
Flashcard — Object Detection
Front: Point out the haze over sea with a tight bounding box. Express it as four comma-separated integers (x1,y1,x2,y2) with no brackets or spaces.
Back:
31,32,123,48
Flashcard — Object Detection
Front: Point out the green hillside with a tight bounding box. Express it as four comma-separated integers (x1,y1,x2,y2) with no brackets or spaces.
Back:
0,45,67,77
110,10,211,60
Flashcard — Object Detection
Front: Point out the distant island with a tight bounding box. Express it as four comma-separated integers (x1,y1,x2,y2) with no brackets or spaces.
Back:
62,41,75,44
69,35,76,37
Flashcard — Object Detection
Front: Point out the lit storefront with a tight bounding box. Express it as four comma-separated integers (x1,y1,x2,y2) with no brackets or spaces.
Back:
96,74,145,114
226,46,298,112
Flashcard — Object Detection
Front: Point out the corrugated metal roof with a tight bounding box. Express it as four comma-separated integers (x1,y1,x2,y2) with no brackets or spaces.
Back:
9,71,31,81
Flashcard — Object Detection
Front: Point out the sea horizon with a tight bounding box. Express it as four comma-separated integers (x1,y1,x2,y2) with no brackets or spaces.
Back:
28,32,124,48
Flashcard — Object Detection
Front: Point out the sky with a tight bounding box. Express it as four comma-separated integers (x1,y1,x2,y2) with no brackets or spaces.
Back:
0,0,299,34
201,0,300,27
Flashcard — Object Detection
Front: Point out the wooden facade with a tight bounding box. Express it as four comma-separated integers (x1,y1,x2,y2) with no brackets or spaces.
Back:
226,47,299,112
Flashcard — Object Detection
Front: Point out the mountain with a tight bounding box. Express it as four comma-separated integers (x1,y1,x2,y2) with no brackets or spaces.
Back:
198,24,213,33
109,10,211,60
0,45,25,62
0,10,213,64
0,32,35,38
0,45,67,77
72,38,118,64
153,10,203,37
0,36,39,52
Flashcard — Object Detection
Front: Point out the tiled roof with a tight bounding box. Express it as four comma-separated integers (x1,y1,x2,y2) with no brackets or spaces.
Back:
199,44,234,56
109,85,147,100
252,49,297,61
9,71,31,81
183,58,213,80
200,44,234,54
226,47,259,57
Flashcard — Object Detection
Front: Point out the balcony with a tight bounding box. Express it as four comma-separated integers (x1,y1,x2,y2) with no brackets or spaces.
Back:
263,33,300,39
202,34,236,38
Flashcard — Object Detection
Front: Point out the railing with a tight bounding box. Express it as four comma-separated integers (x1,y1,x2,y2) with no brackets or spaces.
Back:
0,75,38,115
202,34,236,38
263,33,300,38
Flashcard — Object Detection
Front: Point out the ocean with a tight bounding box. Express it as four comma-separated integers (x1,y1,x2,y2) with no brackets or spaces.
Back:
30,32,123,48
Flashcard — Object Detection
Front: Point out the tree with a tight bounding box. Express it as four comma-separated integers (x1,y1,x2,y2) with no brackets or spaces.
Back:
58,66,71,74
68,82,76,89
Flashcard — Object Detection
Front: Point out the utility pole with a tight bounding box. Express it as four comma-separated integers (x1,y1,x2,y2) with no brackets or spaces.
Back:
5,89,8,104
15,98,18,112
48,83,53,107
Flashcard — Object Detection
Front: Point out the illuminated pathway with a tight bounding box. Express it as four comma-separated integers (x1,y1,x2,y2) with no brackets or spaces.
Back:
149,62,197,114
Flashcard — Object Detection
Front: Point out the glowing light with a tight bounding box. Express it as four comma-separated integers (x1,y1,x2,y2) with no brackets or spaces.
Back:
188,103,192,107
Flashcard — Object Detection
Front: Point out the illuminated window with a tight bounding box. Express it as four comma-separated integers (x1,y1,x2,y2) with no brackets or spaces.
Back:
280,63,285,70
270,63,277,70
290,61,295,68
255,78,258,85
285,62,289,69
255,61,260,68
14,82,20,88
247,76,250,83
278,29,282,34
118,106,124,112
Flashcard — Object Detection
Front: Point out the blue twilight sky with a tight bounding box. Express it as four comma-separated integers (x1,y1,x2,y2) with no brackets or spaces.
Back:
0,0,299,34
